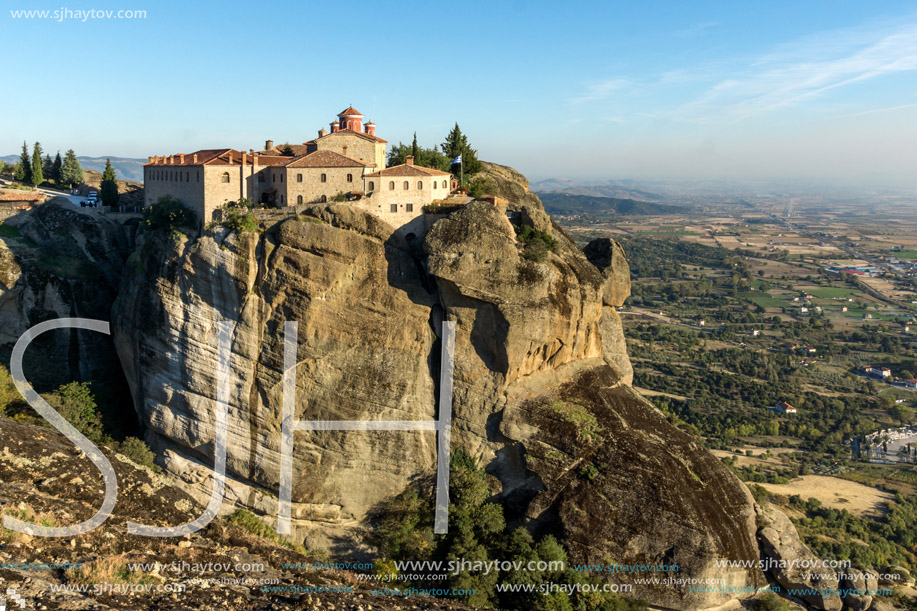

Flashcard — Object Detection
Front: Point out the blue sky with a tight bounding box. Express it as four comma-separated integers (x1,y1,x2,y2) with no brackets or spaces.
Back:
4,0,917,187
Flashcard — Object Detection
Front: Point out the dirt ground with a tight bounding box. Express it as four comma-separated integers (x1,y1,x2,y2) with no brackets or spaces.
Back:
757,475,894,517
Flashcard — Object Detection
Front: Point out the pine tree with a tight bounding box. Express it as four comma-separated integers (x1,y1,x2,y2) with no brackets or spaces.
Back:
51,152,63,184
30,142,44,186
100,158,119,206
17,141,31,183
441,123,482,178
13,162,25,181
60,149,84,188
42,154,53,181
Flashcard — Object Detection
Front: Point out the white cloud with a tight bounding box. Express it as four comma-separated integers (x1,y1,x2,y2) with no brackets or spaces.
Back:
677,22,917,122
568,78,629,104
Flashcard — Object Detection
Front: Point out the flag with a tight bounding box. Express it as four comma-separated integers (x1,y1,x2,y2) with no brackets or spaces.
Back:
451,155,462,164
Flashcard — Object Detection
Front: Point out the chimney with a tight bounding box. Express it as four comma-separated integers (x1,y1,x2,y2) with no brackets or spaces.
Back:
253,153,259,165
265,139,274,151
193,153,198,164
330,121,339,133
406,155,414,166
242,151,247,165
249,149,254,156
179,154,185,164
318,128,328,138
168,155,173,165
342,145,348,157
147,156,153,163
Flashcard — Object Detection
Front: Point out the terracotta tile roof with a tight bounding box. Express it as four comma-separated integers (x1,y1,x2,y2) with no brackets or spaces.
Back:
0,192,44,202
311,128,387,145
144,149,230,166
365,163,452,178
338,106,362,117
145,149,291,167
283,149,369,168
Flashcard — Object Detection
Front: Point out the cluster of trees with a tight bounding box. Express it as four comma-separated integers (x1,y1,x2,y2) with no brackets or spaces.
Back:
372,449,646,610
6,141,84,189
785,493,917,570
387,123,482,184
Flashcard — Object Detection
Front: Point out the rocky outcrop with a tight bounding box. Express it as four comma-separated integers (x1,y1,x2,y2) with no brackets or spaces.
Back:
0,199,131,391
109,173,767,608
756,502,843,611
584,238,634,384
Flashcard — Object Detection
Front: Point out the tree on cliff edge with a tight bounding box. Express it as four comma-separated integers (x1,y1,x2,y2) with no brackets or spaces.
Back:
100,158,119,206
441,123,482,180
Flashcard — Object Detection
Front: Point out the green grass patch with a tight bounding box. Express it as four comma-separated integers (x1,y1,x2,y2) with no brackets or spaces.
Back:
893,250,917,260
550,400,601,442
0,223,21,238
35,254,103,281
809,286,861,299
742,292,787,308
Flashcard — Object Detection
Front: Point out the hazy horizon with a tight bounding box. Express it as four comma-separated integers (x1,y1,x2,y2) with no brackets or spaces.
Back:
4,1,917,190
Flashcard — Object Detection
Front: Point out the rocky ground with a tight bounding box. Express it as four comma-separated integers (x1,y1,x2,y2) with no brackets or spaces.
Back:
0,418,479,610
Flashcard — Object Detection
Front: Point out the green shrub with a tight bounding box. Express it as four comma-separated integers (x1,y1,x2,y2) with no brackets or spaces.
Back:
219,200,260,233
516,224,557,262
0,365,22,417
43,382,106,443
116,437,159,472
755,592,788,611
143,196,196,231
331,191,346,203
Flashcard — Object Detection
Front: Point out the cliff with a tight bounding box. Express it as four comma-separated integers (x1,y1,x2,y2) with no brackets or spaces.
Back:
109,167,767,609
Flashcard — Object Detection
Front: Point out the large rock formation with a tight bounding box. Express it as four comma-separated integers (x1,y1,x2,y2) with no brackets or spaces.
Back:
0,200,131,391
111,172,769,608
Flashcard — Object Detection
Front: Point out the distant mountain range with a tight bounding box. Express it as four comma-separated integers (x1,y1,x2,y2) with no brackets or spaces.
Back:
537,192,686,215
0,155,146,182
531,177,665,202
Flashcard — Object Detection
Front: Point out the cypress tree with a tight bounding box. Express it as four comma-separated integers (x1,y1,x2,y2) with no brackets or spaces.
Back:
30,142,44,186
51,152,63,184
100,158,119,206
411,132,419,159
17,141,31,183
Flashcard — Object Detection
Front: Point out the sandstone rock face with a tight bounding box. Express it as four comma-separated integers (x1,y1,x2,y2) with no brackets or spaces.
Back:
0,200,131,390
112,180,766,608
756,503,843,611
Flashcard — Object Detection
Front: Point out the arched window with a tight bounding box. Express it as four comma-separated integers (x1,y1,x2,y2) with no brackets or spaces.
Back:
403,181,409,190
389,181,395,190
186,171,190,182
347,173,353,182
442,180,447,189
197,171,200,182
280,194,284,205
432,180,437,189
221,172,230,183
280,173,284,183
417,181,423,189
258,173,265,183
321,173,327,183
297,173,302,182
368,181,375,191
320,195,327,203
297,195,303,204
